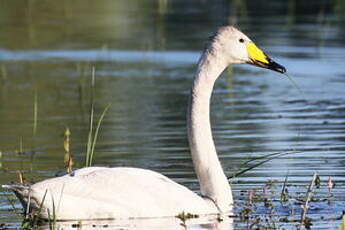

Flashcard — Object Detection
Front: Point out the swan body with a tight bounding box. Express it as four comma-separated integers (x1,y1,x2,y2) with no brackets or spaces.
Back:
4,167,217,220
2,26,285,220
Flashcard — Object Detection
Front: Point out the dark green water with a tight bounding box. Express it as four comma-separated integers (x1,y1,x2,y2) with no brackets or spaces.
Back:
0,0,345,229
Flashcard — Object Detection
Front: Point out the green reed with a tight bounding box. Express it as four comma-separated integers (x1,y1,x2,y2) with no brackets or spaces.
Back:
85,67,111,167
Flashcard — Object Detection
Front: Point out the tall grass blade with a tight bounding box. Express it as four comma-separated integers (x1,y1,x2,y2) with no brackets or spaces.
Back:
85,67,110,167
89,103,111,167
25,189,31,219
229,151,300,179
243,151,292,164
280,171,289,202
46,194,57,230
51,195,56,230
33,89,38,137
47,208,52,230
85,105,94,167
32,189,48,227
85,67,96,167
300,172,318,228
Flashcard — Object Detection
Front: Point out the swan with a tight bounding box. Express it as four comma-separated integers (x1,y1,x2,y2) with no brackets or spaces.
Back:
2,26,286,220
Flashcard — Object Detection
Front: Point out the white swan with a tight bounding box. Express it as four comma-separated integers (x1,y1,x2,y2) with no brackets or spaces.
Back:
2,26,285,220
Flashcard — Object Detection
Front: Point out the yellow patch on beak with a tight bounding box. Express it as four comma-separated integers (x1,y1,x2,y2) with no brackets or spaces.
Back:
246,42,269,64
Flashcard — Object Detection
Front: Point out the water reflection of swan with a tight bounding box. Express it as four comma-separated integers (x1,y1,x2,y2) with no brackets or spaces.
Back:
35,214,234,230
2,26,285,220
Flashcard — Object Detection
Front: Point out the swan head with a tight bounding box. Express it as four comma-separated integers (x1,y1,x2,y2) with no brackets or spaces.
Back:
208,26,286,73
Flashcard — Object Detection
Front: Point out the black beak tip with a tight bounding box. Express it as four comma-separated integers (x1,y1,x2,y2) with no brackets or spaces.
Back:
268,60,286,74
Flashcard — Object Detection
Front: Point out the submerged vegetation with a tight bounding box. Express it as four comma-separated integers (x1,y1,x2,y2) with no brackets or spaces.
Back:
236,174,342,229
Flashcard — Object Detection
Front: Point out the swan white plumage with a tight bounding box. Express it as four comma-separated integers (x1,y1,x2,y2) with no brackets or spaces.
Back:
2,26,286,220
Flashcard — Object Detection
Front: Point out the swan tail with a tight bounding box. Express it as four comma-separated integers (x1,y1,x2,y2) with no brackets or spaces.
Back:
2,184,31,212
2,184,30,195
2,183,29,191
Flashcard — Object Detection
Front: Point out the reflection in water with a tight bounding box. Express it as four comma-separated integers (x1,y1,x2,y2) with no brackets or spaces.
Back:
0,49,199,64
36,215,233,230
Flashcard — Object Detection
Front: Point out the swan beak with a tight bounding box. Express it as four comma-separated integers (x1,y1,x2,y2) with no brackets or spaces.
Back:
246,42,286,74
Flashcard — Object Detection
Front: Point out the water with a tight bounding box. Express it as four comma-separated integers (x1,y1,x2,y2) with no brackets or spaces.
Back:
0,0,345,229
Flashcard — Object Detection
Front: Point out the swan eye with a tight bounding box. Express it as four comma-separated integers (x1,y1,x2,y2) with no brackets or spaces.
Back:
239,38,245,43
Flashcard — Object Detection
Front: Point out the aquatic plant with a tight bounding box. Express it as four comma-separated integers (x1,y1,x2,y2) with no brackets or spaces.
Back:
300,173,318,228
33,89,38,137
63,128,73,173
236,172,344,229
85,67,111,167
229,150,301,179
176,211,199,228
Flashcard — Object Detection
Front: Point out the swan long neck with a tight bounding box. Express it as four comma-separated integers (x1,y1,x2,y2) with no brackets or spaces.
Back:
187,48,233,212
